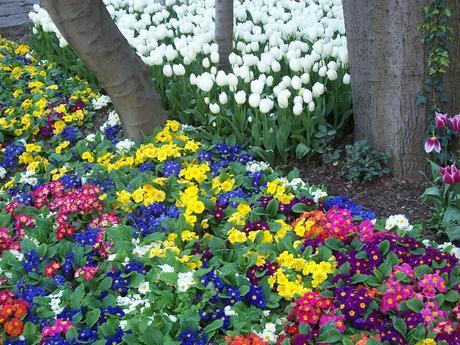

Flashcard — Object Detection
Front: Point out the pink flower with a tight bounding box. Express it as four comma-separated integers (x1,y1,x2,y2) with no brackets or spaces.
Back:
439,163,460,185
319,314,346,332
448,113,460,133
425,136,441,153
435,112,449,129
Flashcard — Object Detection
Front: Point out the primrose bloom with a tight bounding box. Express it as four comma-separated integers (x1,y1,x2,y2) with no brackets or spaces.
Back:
439,163,460,185
424,136,441,153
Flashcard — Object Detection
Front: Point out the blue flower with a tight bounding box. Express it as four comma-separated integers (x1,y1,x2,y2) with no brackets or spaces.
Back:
246,285,266,308
162,161,181,177
22,250,42,273
74,228,100,246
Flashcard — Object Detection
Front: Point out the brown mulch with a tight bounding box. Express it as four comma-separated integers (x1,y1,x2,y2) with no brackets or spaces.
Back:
291,161,432,226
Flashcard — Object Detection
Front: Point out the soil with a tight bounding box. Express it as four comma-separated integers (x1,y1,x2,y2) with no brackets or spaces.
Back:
292,160,432,226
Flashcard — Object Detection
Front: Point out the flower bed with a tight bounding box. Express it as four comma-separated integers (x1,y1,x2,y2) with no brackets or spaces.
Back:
1,38,460,345
29,0,351,162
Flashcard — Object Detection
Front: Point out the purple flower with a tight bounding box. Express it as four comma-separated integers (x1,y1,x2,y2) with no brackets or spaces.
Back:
448,113,460,132
435,111,449,129
439,163,460,185
424,136,441,153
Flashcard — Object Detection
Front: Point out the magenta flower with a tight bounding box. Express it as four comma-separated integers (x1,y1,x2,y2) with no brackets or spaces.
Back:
424,136,441,153
435,111,449,129
439,163,460,185
448,113,460,133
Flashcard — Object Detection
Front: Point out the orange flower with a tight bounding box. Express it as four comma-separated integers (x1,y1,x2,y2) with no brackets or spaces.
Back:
225,334,268,345
4,317,24,337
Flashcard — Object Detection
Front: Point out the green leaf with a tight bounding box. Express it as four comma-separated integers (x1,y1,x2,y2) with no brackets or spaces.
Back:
378,240,390,255
292,203,309,213
325,238,344,250
86,309,101,328
299,322,310,335
204,319,224,333
392,316,407,336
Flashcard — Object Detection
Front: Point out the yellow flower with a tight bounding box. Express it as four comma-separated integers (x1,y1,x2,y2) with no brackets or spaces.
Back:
53,120,66,134
416,340,436,345
81,151,94,163
55,141,70,154
116,190,131,204
181,230,199,242
228,228,247,244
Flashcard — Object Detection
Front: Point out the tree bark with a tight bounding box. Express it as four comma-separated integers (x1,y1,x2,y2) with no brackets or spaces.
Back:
342,0,427,181
41,0,166,142
445,0,460,115
215,0,233,72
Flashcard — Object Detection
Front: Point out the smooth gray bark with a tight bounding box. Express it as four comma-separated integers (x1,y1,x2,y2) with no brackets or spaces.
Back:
215,0,233,72
42,0,166,142
342,0,427,181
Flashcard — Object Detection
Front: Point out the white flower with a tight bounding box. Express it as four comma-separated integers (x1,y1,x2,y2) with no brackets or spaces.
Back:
302,89,313,104
209,103,220,114
312,82,325,97
277,89,291,109
196,74,214,92
202,57,210,68
224,305,237,316
308,101,315,112
271,60,281,72
120,320,128,330
177,271,195,292
385,215,413,232
173,64,185,76
301,73,310,84
257,322,278,343
107,254,117,261
343,73,351,84
259,98,274,114
293,103,303,116
246,161,271,173
250,79,264,94
0,166,6,179
291,76,302,90
219,92,228,104
289,178,307,191
138,281,150,295
86,134,96,142
318,66,327,77
116,139,135,153
248,93,261,108
327,69,338,81
91,95,111,109
216,71,228,87
159,264,174,273
162,64,173,77
262,310,271,317
234,90,247,105
19,170,38,186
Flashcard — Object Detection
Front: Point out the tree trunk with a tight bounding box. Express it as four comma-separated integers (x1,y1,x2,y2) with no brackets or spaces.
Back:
445,0,460,115
215,0,233,72
342,0,426,181
41,0,166,142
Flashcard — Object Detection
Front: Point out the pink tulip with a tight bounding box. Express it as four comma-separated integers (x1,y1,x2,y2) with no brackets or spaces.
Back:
448,114,460,133
439,163,460,185
435,112,449,129
425,136,441,153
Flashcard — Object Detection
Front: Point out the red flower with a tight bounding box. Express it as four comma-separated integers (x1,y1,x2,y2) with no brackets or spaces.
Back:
4,317,24,337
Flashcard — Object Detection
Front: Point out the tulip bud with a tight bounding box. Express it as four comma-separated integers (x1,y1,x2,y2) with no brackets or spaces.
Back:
435,112,449,129
439,163,460,185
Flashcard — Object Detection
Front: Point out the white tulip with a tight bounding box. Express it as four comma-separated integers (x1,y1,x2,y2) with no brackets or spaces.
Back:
277,89,291,109
343,73,351,85
312,82,325,97
227,73,238,89
265,75,273,87
189,73,197,85
293,95,303,104
301,73,310,84
209,103,220,114
202,57,210,68
327,69,338,81
259,98,274,113
248,93,261,108
163,64,173,77
234,90,247,104
271,60,281,73
308,101,316,112
293,103,303,115
173,64,185,76
216,71,227,86
219,92,228,104
196,74,214,92
291,76,302,90
302,89,313,103
318,66,327,77
210,51,219,64
204,97,210,104
250,80,264,94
